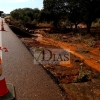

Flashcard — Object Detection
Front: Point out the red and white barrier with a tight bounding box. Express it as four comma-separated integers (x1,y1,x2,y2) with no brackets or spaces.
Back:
0,20,15,99
0,65,9,96
0,47,9,96
0,46,9,52
1,20,5,31
0,28,9,96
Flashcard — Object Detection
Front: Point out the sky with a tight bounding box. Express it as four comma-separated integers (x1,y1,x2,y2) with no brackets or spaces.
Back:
0,0,43,14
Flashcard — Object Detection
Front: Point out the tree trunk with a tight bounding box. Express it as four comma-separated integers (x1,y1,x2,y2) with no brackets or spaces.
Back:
87,22,91,33
75,23,77,31
74,23,78,33
53,20,59,30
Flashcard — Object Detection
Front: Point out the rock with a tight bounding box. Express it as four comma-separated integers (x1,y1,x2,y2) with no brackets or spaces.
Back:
80,63,84,66
62,36,68,42
96,60,100,63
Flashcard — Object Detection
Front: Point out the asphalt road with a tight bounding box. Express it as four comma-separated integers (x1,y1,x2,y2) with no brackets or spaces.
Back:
0,18,66,100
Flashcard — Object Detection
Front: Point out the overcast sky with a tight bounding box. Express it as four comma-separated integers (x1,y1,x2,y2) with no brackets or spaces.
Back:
0,0,43,14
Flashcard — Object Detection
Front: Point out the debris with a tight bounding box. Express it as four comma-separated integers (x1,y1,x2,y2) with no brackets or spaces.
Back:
96,60,100,63
83,50,89,53
62,36,68,42
80,63,84,66
75,59,81,62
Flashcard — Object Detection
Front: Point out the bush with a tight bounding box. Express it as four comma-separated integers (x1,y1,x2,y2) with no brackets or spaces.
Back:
74,66,91,83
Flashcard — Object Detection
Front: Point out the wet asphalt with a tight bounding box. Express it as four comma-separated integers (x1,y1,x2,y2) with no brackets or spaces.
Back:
0,18,66,100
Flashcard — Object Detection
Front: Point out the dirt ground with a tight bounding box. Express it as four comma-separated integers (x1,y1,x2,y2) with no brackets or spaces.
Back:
19,29,100,83
17,28,100,100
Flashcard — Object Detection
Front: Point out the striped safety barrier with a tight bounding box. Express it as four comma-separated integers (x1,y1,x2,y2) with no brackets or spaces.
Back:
0,47,9,96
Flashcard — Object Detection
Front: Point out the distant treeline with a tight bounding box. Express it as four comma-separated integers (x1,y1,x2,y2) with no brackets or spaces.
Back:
10,0,100,33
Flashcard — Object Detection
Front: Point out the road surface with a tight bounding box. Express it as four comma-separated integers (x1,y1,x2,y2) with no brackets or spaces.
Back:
0,18,66,100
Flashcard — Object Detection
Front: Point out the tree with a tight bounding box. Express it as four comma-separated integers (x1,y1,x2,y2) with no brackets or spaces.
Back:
43,0,100,33
43,0,67,29
0,11,4,16
22,8,40,21
66,0,100,33
32,8,40,22
39,9,51,22
23,16,31,25
10,8,40,27
66,0,82,32
79,0,100,33
10,9,24,20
